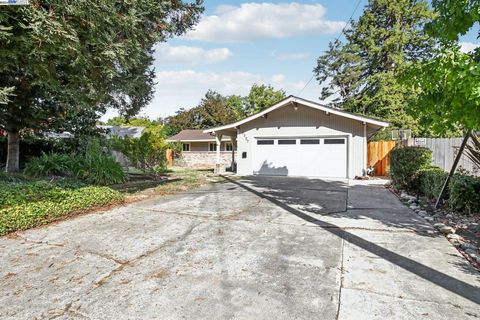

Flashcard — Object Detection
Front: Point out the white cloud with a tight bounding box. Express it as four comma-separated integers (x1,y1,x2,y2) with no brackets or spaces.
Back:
184,2,345,42
104,70,319,120
271,50,310,60
459,41,480,53
154,44,232,65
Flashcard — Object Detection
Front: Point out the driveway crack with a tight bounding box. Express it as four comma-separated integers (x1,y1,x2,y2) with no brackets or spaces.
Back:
336,232,345,320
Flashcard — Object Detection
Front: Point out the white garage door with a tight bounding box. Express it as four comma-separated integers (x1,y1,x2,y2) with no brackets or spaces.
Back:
252,137,347,178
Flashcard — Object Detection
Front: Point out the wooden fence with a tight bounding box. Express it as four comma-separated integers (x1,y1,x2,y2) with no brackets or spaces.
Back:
412,137,479,175
367,141,396,176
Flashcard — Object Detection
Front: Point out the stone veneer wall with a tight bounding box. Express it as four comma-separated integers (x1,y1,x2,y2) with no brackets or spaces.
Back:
175,152,236,168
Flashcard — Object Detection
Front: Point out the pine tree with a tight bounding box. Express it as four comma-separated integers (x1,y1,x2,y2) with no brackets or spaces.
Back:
314,0,435,133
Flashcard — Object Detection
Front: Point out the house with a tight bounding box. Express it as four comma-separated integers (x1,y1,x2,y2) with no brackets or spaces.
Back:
203,95,389,178
166,129,235,168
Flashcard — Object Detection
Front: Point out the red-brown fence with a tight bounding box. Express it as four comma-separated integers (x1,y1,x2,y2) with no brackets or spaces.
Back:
367,141,396,176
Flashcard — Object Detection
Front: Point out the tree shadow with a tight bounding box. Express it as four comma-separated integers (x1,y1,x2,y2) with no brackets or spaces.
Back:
223,175,480,305
238,176,435,235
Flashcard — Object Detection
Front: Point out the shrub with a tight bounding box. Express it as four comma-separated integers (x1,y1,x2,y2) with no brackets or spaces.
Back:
448,174,480,215
24,138,127,185
417,167,448,200
0,181,124,236
389,146,432,190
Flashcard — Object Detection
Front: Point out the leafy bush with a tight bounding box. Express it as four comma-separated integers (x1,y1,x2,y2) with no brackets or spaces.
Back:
0,181,124,236
24,138,127,185
389,146,432,190
416,167,448,199
448,174,480,215
112,129,169,174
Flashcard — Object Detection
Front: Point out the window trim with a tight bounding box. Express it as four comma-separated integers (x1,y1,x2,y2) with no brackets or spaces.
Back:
182,143,190,152
209,142,218,152
225,142,233,151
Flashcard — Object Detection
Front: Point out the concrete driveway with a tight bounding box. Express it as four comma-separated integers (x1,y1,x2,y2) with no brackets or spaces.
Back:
0,176,479,319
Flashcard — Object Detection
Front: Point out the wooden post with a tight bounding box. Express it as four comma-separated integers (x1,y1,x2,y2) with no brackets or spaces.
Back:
215,133,223,174
166,149,173,167
435,129,472,209
231,136,237,172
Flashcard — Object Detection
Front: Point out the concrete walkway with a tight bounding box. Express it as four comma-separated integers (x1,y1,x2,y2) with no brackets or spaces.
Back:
0,176,478,319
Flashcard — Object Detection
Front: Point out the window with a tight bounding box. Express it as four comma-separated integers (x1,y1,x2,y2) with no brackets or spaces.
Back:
257,140,274,145
242,152,247,159
324,138,345,144
278,139,296,145
182,143,190,152
225,142,233,151
300,139,320,144
209,143,217,151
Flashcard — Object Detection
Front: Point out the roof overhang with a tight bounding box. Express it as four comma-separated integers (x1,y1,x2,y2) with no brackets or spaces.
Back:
204,96,389,134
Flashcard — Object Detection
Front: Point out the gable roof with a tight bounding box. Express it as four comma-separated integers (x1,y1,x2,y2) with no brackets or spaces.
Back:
166,129,231,142
204,95,389,134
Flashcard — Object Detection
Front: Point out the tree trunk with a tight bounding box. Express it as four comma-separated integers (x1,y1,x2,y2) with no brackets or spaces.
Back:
6,130,20,172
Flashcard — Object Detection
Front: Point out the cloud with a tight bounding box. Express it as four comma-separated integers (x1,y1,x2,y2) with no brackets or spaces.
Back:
271,50,310,60
154,44,232,65
459,42,480,53
184,2,345,42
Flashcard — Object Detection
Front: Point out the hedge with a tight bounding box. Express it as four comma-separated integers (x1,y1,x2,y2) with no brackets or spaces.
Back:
416,167,448,200
389,146,432,191
0,181,124,236
448,173,480,215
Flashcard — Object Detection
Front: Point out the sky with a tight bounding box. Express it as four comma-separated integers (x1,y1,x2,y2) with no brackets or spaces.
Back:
103,0,480,121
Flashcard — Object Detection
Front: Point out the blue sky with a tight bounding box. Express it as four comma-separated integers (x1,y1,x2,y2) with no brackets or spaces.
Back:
108,0,479,121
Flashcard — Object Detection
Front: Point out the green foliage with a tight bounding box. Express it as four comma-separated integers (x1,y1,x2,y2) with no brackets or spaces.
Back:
24,139,127,185
465,133,480,169
0,0,203,171
416,167,448,199
0,180,124,235
314,0,436,133
448,174,480,215
389,146,432,190
163,85,286,135
112,130,168,174
401,0,480,135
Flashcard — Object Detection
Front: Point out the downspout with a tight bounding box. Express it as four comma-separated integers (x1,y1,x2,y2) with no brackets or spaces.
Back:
363,122,367,176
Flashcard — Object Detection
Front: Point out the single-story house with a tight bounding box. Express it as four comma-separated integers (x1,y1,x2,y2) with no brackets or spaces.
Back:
166,129,236,168
203,95,389,179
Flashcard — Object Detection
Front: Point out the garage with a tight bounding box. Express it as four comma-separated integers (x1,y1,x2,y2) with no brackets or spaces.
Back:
252,137,347,178
204,96,389,178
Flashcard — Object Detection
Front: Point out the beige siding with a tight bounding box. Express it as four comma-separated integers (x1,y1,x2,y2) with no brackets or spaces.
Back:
236,104,368,178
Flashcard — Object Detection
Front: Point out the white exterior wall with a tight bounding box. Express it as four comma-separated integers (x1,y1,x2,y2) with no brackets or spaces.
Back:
235,104,368,178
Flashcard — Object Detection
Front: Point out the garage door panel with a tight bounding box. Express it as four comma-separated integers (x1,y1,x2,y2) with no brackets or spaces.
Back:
253,137,347,178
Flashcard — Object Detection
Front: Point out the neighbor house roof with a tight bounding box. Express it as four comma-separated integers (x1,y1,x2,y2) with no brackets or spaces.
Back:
204,95,389,134
166,129,231,142
98,125,145,138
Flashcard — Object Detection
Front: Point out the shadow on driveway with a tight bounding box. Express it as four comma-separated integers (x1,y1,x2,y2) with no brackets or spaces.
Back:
224,176,480,305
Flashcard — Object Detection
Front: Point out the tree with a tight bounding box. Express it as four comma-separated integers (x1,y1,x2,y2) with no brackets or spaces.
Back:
0,0,203,172
243,84,286,116
314,0,436,133
163,84,286,136
402,0,480,135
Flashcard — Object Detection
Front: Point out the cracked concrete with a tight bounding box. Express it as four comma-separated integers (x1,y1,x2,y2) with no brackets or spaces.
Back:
0,176,479,319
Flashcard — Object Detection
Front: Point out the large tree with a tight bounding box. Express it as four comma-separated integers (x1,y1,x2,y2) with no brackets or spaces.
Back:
403,0,480,135
243,84,286,116
0,0,203,172
314,0,435,133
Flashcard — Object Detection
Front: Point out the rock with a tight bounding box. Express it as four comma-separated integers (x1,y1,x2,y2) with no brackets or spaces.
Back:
476,257,480,265
401,193,416,201
424,217,434,222
418,210,427,215
446,234,461,240
433,223,446,229
460,243,477,251
445,213,453,219
410,205,420,210
439,226,455,235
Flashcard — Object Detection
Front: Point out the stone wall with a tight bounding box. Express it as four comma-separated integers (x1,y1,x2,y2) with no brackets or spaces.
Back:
175,152,236,169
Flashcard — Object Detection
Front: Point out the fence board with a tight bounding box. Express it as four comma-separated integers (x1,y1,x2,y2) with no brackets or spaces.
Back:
367,141,396,176
413,137,479,175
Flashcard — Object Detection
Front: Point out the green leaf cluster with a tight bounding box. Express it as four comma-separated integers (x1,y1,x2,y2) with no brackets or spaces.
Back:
315,0,436,133
0,181,124,236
